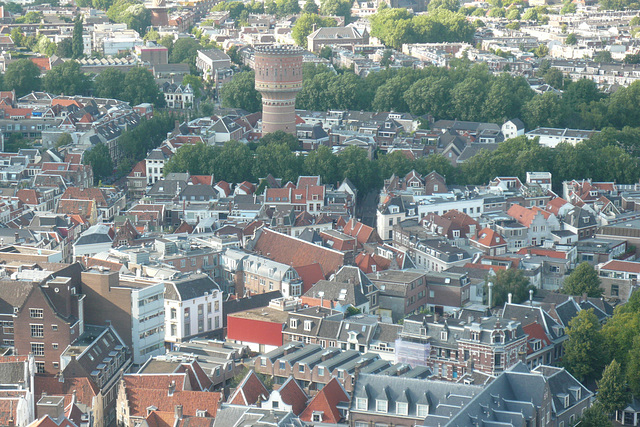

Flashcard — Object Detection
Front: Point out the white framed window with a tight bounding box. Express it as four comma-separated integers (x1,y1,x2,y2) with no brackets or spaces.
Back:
396,401,408,415
417,404,429,418
304,320,312,331
30,324,43,338
290,319,298,328
376,399,387,413
30,308,43,318
355,398,367,410
31,342,44,356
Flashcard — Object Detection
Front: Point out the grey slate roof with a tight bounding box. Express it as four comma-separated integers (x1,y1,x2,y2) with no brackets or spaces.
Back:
165,274,220,301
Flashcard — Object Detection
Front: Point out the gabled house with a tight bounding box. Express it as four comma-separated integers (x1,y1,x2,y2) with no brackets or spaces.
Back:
470,227,508,256
507,204,560,246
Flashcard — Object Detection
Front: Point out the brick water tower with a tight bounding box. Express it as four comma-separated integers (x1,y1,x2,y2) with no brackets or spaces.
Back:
254,45,304,135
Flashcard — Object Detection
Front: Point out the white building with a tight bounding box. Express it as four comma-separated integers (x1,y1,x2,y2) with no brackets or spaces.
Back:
195,49,231,82
120,275,166,365
145,148,171,185
72,224,113,260
164,274,223,346
525,127,600,148
502,118,525,140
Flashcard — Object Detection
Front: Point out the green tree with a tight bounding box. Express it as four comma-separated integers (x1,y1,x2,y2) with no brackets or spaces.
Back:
506,7,520,19
627,336,640,395
55,133,73,148
594,50,613,63
72,14,84,58
220,71,262,112
44,61,92,96
488,7,505,16
561,262,603,297
304,145,340,184
565,32,578,45
561,0,577,13
56,38,73,58
4,59,41,97
292,13,337,47
169,37,202,67
320,0,351,19
579,402,611,427
213,140,254,183
10,28,24,47
84,143,113,184
94,68,126,99
182,74,204,99
487,268,535,307
253,142,302,183
522,91,563,128
597,359,630,414
163,142,215,176
303,0,319,13
259,130,300,151
427,0,459,11
543,67,564,88
4,134,32,152
107,0,151,35
338,146,378,194
563,308,606,382
533,43,549,58
18,11,43,23
378,151,413,179
123,67,165,107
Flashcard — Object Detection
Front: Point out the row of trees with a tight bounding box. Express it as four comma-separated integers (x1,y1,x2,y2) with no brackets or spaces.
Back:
162,131,640,196
221,61,640,132
369,7,476,49
83,114,177,183
4,59,167,106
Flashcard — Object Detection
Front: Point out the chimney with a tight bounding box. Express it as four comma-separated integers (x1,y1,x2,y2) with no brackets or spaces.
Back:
168,381,175,396
14,232,18,243
175,405,183,420
529,289,534,306
434,312,440,322
507,293,512,304
582,292,588,302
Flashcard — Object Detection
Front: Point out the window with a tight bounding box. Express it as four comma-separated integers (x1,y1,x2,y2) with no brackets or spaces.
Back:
214,300,220,312
279,361,285,370
611,285,619,297
376,400,388,413
180,259,186,268
318,367,324,376
51,325,58,331
30,324,43,338
30,309,43,318
52,362,59,369
304,320,312,331
298,364,305,373
290,319,298,329
397,402,408,415
31,343,44,356
417,404,429,417
35,362,45,374
355,398,367,410
52,343,58,349
312,413,323,422
441,331,448,341
170,308,177,319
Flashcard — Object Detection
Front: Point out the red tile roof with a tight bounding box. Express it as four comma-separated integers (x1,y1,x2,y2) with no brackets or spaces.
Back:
355,252,391,274
600,260,640,274
190,175,215,186
523,322,552,355
299,377,349,424
516,247,568,259
293,263,324,294
277,376,308,415
122,374,222,418
545,197,570,215
61,187,107,207
128,160,146,178
251,228,345,278
507,205,552,228
471,228,506,247
343,218,379,247
228,370,268,406
30,57,51,71
52,99,82,108
16,189,38,205
34,376,99,409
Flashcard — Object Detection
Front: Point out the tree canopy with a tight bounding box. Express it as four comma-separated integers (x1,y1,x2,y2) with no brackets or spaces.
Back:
563,308,606,382
4,59,41,97
487,268,535,307
597,359,630,414
369,7,475,49
561,262,603,298
220,71,262,112
292,13,337,47
84,143,113,184
43,61,91,96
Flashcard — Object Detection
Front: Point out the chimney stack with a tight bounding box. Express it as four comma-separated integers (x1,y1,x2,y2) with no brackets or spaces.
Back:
507,293,512,304
487,281,493,307
174,405,183,420
168,381,175,396
529,289,534,306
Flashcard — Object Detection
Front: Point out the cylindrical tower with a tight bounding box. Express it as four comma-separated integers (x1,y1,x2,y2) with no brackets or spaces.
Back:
254,45,304,135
